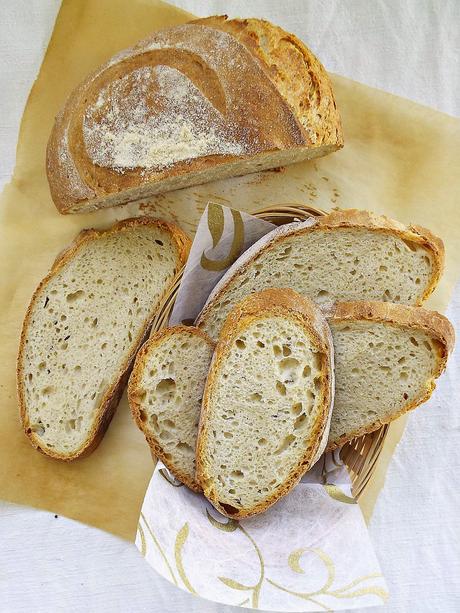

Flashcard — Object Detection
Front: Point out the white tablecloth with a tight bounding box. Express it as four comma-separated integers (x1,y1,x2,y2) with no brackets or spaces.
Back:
1,2,459,611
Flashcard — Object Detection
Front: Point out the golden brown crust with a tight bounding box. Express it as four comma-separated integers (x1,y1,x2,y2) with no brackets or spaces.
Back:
47,16,342,214
197,208,444,330
198,16,343,149
17,217,191,461
324,300,455,451
128,325,214,492
196,288,334,519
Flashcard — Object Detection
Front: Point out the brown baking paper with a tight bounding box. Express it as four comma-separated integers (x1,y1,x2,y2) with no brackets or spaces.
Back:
1,0,459,540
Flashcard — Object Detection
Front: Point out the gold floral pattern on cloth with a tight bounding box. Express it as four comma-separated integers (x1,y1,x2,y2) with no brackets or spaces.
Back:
200,203,245,272
136,463,388,611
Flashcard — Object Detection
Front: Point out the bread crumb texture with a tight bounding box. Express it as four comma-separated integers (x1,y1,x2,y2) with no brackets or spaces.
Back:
20,223,182,457
131,328,213,489
329,320,444,445
200,227,434,340
201,315,327,514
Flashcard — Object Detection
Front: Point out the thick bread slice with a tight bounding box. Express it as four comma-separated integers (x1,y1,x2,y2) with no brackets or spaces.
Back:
325,301,454,450
196,288,334,519
17,218,190,461
47,16,342,214
128,326,214,491
196,209,444,339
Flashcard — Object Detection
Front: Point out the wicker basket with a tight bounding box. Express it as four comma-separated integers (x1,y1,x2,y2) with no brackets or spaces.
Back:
150,203,388,499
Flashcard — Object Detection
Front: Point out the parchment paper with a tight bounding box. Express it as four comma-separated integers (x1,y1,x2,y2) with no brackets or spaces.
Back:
1,0,459,540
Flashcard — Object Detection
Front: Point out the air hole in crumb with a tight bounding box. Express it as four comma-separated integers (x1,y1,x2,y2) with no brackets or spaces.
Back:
66,290,85,303
276,381,286,396
155,239,164,246
176,442,194,455
275,434,295,455
257,340,265,348
30,424,45,436
258,438,268,446
273,345,282,357
230,470,244,479
403,393,409,400
278,357,300,380
65,419,76,432
150,414,159,432
410,336,419,347
235,339,246,350
282,344,292,356
163,419,176,429
223,432,233,439
156,378,176,394
400,371,408,380
294,414,307,429
291,402,303,416
249,392,262,402
302,365,311,378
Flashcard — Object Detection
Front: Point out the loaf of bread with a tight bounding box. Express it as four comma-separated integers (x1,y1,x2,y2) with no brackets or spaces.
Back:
325,301,454,449
17,218,190,460
196,289,334,518
129,326,214,491
47,16,343,214
197,209,444,339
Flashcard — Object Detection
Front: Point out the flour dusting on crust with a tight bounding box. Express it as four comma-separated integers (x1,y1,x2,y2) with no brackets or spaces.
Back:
83,65,247,171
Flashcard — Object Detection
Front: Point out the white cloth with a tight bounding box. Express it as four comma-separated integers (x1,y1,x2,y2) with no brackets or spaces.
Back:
0,1,459,612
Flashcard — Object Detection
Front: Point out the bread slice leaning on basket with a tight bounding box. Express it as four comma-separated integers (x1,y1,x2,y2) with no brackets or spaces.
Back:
17,218,190,461
46,15,343,214
324,301,454,450
129,326,214,491
195,288,334,518
196,209,444,340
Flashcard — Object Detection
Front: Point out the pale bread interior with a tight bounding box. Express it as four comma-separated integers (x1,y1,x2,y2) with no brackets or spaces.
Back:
132,329,213,488
200,315,327,513
20,225,180,457
199,227,434,339
68,146,335,213
328,320,442,446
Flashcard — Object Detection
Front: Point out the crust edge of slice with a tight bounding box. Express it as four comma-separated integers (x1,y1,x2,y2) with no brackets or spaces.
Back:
196,208,445,337
128,325,214,492
324,300,455,451
17,217,190,461
196,288,334,519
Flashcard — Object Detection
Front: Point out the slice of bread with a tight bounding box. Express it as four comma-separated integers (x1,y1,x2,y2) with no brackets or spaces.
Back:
129,326,214,491
196,209,444,340
196,288,334,519
325,301,454,450
17,218,190,461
